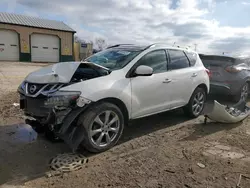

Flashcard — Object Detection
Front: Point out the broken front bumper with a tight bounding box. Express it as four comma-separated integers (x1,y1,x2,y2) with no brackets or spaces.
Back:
19,93,89,152
205,100,250,123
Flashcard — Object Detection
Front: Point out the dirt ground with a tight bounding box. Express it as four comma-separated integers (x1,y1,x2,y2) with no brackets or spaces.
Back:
0,61,250,188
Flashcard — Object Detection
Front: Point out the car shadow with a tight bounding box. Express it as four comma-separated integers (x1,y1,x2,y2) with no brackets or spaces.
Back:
120,108,190,144
180,121,241,142
0,123,70,185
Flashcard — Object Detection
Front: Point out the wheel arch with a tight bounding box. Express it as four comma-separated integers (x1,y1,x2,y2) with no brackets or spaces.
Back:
95,97,129,125
245,78,250,87
187,83,208,104
196,83,208,94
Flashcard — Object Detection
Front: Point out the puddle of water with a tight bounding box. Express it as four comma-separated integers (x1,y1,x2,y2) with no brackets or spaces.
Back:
2,124,38,144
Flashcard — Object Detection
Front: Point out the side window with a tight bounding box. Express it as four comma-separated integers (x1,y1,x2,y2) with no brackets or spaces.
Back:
168,50,190,70
137,50,168,73
185,51,197,66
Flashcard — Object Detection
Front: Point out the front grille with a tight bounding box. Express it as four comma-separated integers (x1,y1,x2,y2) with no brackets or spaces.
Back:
24,82,64,97
23,96,50,117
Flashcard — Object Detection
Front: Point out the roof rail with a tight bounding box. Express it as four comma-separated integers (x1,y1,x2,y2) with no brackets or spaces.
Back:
106,44,134,49
176,45,190,50
144,43,169,50
144,43,191,50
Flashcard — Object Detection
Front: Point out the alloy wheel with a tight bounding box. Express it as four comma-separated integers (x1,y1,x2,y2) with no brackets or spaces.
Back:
192,92,205,116
240,84,249,101
89,110,120,147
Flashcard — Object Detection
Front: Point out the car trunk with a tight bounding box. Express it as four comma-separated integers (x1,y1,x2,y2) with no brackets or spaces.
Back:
199,55,235,82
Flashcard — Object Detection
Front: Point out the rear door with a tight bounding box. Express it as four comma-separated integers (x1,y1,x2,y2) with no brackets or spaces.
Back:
165,49,197,107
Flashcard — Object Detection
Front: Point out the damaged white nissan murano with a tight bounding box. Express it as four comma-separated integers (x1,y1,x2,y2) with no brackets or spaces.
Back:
18,44,210,153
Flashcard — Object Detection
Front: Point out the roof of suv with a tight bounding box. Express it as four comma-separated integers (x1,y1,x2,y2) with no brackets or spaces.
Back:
107,43,196,53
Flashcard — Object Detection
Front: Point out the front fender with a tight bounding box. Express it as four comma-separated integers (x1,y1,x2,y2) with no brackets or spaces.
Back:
61,76,132,119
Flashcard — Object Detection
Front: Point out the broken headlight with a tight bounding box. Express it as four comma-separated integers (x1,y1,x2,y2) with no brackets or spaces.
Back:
44,91,81,107
18,81,26,93
76,96,91,107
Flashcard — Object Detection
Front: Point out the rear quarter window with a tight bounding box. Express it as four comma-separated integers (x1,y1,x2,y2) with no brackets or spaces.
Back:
185,51,197,66
168,49,190,70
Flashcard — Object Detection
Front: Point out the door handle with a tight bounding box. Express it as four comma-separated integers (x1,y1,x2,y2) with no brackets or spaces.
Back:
192,73,198,77
163,78,172,83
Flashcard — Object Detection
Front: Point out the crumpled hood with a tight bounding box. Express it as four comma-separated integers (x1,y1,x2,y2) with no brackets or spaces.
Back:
25,62,81,84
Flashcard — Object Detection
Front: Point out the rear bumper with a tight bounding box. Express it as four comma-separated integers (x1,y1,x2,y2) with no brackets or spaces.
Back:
209,81,242,96
209,83,231,95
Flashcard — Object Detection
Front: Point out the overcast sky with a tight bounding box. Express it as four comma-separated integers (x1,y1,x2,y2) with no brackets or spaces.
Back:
1,0,250,54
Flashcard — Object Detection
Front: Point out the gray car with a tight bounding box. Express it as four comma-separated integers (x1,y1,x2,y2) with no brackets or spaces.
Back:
199,54,250,102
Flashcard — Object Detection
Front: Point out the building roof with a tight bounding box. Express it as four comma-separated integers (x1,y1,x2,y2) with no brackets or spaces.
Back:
0,12,75,33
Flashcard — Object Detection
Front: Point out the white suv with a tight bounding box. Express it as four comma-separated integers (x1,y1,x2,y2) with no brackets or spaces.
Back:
18,44,210,153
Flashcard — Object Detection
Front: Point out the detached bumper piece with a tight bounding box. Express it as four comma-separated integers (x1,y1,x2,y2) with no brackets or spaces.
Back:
205,100,250,123
55,107,88,152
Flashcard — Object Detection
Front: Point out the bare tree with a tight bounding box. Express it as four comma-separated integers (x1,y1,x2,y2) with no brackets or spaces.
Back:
74,35,86,43
95,38,107,51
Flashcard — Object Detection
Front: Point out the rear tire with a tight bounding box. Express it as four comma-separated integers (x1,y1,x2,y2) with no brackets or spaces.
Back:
78,102,124,153
184,87,206,118
233,82,249,102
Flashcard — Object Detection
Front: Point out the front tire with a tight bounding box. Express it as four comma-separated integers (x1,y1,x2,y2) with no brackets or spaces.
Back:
184,87,206,118
78,102,124,153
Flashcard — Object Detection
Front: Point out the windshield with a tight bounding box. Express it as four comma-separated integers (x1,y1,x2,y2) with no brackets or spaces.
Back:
84,49,141,70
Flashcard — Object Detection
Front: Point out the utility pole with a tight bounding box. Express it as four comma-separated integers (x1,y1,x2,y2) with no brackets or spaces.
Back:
194,43,197,51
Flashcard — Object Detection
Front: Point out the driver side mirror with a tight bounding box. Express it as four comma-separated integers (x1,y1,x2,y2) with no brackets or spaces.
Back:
134,65,153,76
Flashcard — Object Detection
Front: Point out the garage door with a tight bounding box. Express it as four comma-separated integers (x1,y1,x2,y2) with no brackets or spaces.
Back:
31,34,59,62
0,30,19,61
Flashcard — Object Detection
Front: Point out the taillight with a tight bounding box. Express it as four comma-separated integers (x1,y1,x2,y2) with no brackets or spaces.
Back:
225,66,242,73
225,63,247,73
205,68,211,77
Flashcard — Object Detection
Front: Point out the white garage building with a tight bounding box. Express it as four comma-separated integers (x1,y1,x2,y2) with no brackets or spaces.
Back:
0,12,76,62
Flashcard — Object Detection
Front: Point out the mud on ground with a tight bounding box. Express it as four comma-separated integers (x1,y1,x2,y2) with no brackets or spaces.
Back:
0,61,250,188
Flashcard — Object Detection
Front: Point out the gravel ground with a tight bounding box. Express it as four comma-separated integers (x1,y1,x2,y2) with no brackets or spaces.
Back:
0,61,250,188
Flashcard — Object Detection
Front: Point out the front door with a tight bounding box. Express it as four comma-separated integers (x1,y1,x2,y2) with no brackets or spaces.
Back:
130,49,172,118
